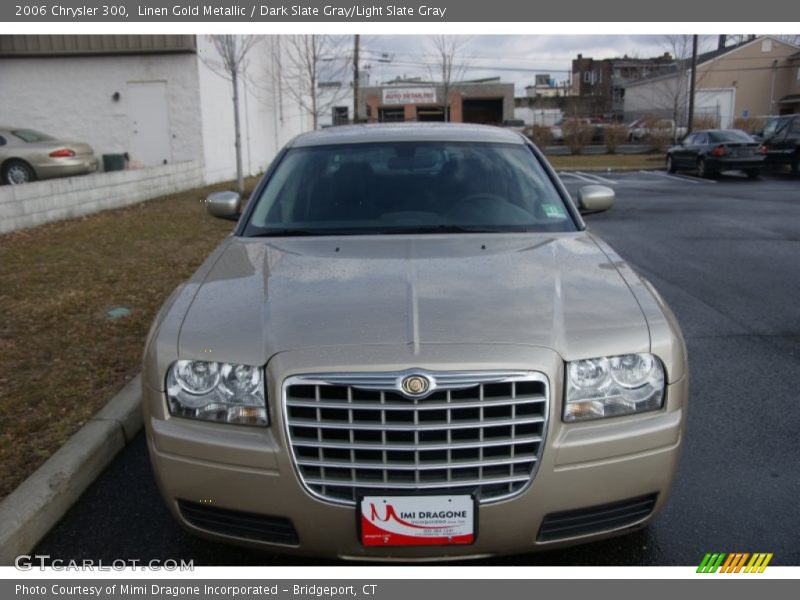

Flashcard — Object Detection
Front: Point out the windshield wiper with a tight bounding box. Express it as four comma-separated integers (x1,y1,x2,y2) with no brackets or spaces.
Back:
376,225,527,234
246,225,529,237
246,228,369,237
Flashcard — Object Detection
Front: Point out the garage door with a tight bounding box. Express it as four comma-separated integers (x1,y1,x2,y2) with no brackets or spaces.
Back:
695,89,735,129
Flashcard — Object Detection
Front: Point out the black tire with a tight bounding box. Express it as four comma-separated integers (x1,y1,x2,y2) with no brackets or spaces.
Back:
745,169,761,179
666,155,676,173
697,157,714,179
2,159,36,185
791,152,799,176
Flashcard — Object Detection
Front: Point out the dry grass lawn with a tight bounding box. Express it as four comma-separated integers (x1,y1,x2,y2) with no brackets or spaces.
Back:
0,177,258,500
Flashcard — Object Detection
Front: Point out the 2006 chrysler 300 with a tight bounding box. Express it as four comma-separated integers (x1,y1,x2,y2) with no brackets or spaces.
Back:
143,123,687,560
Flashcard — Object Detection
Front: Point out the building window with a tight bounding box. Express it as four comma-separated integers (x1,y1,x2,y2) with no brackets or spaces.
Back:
796,67,800,83
332,106,349,126
583,71,591,84
378,107,405,123
762,39,772,52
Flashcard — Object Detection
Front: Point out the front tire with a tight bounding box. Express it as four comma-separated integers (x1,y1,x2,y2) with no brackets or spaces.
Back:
2,160,36,185
666,155,676,173
791,152,799,176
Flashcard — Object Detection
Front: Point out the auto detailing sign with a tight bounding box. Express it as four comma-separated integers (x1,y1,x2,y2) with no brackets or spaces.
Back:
382,88,438,105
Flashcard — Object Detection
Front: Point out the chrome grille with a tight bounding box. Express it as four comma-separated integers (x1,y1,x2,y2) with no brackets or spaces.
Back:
283,371,549,505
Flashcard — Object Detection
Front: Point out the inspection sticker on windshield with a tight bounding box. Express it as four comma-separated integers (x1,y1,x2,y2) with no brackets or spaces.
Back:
542,203,565,218
360,495,475,546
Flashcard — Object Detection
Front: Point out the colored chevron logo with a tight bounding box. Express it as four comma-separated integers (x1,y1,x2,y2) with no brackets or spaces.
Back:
697,552,773,573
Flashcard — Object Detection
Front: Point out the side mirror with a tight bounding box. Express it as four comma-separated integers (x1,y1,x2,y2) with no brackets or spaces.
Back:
577,185,615,214
206,191,241,220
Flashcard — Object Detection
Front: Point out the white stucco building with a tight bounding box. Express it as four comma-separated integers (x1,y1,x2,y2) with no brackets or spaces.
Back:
0,34,310,184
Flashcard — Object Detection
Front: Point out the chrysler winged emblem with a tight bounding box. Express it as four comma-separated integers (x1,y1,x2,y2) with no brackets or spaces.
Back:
400,374,431,397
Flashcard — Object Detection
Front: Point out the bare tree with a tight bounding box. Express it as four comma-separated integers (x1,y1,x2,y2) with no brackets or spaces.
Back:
281,35,350,129
200,35,259,194
426,35,469,122
663,35,695,133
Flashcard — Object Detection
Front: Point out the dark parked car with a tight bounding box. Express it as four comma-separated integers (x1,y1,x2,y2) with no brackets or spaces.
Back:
666,129,765,179
755,114,800,175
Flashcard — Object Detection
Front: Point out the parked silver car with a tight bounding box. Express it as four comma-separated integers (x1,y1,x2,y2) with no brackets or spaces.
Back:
143,123,687,560
0,127,98,185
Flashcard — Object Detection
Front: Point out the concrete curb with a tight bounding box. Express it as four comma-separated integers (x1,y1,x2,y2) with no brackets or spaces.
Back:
0,375,142,566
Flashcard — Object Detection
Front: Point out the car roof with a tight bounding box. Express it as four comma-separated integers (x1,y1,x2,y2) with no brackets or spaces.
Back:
288,123,526,148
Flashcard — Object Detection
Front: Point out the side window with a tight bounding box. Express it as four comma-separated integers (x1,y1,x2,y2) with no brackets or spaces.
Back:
0,135,6,146
683,134,697,145
693,133,707,145
790,119,800,134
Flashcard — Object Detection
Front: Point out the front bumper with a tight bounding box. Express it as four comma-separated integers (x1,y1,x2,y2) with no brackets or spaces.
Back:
144,345,686,560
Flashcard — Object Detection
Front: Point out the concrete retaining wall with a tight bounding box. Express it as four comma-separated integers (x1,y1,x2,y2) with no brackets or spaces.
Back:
0,160,204,234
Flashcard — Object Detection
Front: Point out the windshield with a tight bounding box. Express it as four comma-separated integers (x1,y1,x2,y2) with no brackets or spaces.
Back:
762,118,787,138
709,130,754,143
12,129,56,143
244,141,576,236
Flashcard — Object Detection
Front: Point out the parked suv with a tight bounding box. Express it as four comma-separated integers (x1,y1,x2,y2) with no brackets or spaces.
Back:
756,114,800,174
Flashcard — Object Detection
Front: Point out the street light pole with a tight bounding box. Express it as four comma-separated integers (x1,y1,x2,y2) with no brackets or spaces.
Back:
353,34,360,123
687,34,698,135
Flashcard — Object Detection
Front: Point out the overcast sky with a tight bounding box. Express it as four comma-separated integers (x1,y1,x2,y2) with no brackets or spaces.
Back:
355,35,723,92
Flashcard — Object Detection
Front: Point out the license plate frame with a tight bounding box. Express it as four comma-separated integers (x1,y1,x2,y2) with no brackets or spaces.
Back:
357,494,478,547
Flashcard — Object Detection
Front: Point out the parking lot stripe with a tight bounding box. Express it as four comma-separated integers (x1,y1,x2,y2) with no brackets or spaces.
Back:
575,171,617,185
558,171,598,183
639,170,716,184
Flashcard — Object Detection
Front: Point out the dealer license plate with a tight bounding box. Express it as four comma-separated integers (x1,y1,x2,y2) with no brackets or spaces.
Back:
360,495,475,547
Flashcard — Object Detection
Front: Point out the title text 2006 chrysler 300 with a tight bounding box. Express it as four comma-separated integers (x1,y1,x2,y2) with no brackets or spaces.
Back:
143,124,687,560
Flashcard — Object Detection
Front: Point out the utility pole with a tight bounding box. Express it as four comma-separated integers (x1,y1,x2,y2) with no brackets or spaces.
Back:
353,34,360,123
687,34,698,136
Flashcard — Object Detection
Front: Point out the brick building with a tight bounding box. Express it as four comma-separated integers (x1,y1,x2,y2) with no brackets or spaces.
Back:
571,52,675,116
360,78,515,125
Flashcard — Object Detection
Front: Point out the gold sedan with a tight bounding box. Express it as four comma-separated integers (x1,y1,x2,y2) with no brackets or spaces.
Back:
0,127,99,185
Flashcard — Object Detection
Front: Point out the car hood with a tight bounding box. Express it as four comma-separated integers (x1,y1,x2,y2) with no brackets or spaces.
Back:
177,233,651,365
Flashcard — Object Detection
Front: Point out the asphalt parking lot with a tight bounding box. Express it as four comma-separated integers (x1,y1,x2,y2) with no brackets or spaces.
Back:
34,170,800,566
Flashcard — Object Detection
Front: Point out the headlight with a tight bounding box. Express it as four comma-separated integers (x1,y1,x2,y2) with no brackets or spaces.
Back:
564,353,664,422
166,360,267,426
